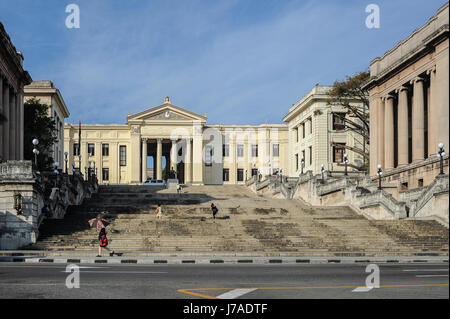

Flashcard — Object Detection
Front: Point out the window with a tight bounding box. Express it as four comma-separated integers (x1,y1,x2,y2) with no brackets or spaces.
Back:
237,169,244,182
302,123,305,138
88,143,95,156
237,144,244,157
251,168,258,177
309,118,313,134
223,144,229,157
302,150,306,165
205,145,213,166
333,143,346,163
294,127,299,142
332,113,346,131
309,146,313,165
102,168,109,181
273,144,279,157
102,144,109,156
73,143,80,156
295,154,299,171
119,145,127,166
251,144,258,157
223,168,229,182
418,179,424,188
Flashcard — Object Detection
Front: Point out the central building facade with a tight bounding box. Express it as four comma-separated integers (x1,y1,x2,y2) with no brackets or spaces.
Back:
64,97,289,185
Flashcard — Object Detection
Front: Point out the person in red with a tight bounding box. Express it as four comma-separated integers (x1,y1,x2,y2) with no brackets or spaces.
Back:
97,228,114,257
89,214,110,233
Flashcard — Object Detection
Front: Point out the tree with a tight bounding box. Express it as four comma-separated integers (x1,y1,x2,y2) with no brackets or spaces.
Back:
326,71,370,172
24,98,58,171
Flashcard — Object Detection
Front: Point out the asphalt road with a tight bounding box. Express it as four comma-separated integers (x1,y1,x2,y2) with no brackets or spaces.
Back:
0,262,447,299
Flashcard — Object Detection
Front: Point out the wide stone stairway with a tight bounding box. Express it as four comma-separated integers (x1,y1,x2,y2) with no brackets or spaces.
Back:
25,185,449,254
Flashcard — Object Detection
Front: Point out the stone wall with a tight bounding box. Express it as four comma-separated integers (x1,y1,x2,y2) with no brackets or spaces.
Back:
0,160,98,249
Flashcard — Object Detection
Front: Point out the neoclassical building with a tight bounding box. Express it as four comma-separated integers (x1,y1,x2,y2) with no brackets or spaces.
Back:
0,22,32,162
24,81,70,165
364,3,449,190
64,97,288,185
283,85,367,176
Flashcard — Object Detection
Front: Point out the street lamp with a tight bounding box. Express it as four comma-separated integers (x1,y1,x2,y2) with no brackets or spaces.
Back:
321,164,325,184
437,143,446,175
64,152,68,173
343,153,349,176
32,138,39,170
377,164,383,190
93,161,96,176
78,154,82,172
301,157,305,175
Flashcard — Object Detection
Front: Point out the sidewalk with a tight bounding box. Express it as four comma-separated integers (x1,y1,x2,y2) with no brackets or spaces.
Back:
0,250,448,264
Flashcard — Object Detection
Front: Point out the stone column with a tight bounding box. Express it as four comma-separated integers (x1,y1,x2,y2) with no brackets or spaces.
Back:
427,67,437,156
170,138,177,175
397,86,409,166
377,97,385,169
412,77,425,162
142,138,148,182
156,138,162,180
9,92,16,159
384,94,395,170
185,138,192,184
369,96,378,176
435,51,449,152
2,84,10,161
192,122,204,185
17,91,24,160
0,76,3,160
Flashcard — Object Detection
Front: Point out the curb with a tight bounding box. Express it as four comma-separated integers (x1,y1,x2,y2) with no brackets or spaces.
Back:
0,256,448,265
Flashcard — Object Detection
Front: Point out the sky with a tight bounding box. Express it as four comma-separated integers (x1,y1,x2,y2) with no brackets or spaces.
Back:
0,0,447,125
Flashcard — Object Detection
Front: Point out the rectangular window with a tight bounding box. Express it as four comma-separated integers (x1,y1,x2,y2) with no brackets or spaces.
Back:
309,146,313,165
102,144,109,156
295,154,299,171
223,144,229,157
333,143,346,163
309,118,313,134
237,144,244,157
102,168,109,181
73,143,80,156
205,145,213,166
223,168,229,182
273,144,279,157
302,150,306,164
332,113,346,131
251,144,258,157
302,123,305,138
88,143,95,156
251,168,258,177
294,127,298,142
237,168,244,182
119,145,126,166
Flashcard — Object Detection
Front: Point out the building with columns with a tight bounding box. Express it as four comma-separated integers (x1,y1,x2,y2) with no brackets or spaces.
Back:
363,3,449,190
64,97,288,185
24,81,70,165
0,22,32,162
283,85,367,176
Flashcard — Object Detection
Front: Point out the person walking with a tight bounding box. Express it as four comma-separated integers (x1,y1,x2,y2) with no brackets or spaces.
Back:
155,202,163,220
97,228,114,257
211,203,218,220
176,183,182,195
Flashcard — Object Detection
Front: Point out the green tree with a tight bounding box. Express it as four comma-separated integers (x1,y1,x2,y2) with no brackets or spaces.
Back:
326,71,370,172
24,98,58,171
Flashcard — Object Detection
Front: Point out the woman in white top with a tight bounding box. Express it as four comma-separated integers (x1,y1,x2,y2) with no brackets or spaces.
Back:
155,203,162,219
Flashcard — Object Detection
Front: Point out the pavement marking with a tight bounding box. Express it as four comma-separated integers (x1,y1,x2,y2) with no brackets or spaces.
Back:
416,275,449,278
403,269,449,272
352,287,374,292
61,270,168,274
216,288,257,299
178,283,449,299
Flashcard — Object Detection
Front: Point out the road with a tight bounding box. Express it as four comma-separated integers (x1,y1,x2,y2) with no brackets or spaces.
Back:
0,262,447,299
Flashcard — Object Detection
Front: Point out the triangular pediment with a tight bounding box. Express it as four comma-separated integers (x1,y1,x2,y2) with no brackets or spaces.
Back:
127,102,207,122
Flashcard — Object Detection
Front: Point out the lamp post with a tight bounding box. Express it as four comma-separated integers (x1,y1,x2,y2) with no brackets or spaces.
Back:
437,143,446,175
321,164,325,184
53,162,59,187
377,164,383,190
343,153,349,176
93,161,96,176
32,138,39,170
78,154,82,173
64,152,68,173
301,157,305,175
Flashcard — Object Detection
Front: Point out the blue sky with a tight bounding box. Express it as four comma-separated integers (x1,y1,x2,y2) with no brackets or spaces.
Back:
0,0,446,125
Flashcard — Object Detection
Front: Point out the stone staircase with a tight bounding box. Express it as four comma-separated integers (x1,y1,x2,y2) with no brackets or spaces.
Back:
24,185,449,253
